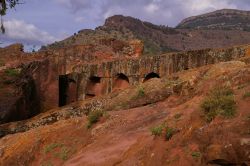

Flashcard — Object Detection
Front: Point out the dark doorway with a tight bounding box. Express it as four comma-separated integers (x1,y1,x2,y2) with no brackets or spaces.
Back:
85,76,102,99
59,75,68,107
59,75,77,107
143,72,160,82
113,73,129,91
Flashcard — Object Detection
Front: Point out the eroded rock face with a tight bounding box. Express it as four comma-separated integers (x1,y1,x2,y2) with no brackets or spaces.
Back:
0,70,40,124
0,43,250,125
129,40,144,57
0,58,249,165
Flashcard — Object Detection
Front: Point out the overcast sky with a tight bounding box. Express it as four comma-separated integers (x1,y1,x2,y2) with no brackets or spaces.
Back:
1,0,250,49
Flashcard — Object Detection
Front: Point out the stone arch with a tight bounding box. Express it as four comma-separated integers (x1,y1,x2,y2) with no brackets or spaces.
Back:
143,72,160,82
113,73,130,91
85,76,102,99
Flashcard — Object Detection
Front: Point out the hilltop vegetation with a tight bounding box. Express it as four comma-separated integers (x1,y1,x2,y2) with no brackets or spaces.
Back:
177,9,250,31
44,9,250,55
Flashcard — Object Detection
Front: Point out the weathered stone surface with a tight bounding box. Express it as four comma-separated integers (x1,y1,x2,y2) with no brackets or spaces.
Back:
0,78,172,137
0,43,249,124
240,138,250,146
206,144,237,165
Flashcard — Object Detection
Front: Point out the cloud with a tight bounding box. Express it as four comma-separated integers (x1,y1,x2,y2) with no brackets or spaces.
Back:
0,19,58,45
74,16,85,23
55,0,93,13
144,3,159,13
54,0,249,27
101,0,239,26
3,0,250,48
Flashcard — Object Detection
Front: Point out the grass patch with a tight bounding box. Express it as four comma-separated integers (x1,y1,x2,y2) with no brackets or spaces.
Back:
137,86,145,98
132,85,145,100
191,151,201,158
55,147,70,161
151,123,176,140
242,92,250,99
201,86,236,122
87,109,104,128
4,68,20,77
165,127,175,141
150,124,164,136
44,143,63,154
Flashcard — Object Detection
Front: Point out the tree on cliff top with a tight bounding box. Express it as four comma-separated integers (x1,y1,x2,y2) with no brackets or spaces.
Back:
0,0,21,33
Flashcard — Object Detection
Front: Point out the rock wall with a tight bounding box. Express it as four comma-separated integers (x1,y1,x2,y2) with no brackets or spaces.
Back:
72,45,247,100
0,43,249,124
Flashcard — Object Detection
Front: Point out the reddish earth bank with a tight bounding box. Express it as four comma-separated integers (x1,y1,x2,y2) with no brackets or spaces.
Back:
0,56,249,165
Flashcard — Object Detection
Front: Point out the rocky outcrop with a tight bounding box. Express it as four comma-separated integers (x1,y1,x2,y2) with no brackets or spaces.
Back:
0,58,249,165
1,43,250,125
177,9,250,31
0,78,173,137
45,10,250,54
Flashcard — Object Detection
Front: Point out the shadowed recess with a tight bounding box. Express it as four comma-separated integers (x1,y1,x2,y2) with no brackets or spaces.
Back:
59,75,77,107
113,73,130,91
85,76,102,99
143,72,160,82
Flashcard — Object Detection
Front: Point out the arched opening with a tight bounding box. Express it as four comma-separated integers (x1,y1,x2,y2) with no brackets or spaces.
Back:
143,72,160,82
113,73,130,91
59,76,77,107
85,76,102,99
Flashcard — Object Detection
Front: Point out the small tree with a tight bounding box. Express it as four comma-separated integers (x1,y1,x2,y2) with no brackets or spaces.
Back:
0,0,22,33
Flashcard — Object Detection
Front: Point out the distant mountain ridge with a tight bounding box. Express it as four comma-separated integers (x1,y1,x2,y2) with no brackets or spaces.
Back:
44,9,250,55
176,9,250,31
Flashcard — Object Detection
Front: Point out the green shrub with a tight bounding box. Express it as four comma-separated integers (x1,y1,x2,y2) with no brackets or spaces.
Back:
242,92,250,99
55,147,70,161
151,124,177,140
191,151,201,158
4,68,20,77
165,127,175,140
44,143,63,154
150,124,164,136
87,109,104,128
137,86,145,97
201,87,236,122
